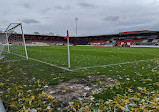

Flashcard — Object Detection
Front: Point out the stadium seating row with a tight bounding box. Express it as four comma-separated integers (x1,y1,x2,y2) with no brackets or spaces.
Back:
25,39,159,46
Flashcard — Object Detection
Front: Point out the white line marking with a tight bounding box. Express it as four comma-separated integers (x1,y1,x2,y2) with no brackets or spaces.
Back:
72,58,159,71
29,57,72,71
2,51,71,71
3,48,159,72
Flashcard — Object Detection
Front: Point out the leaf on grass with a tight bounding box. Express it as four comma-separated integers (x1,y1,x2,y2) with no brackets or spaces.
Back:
62,90,66,93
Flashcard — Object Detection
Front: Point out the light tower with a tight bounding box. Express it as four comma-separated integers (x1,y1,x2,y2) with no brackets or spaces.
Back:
74,18,78,37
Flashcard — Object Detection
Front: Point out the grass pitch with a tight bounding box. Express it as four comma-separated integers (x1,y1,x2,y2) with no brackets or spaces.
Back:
0,46,159,111
27,46,159,69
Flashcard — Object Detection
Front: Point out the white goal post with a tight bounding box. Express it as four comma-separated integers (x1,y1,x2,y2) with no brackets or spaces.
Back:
0,23,28,63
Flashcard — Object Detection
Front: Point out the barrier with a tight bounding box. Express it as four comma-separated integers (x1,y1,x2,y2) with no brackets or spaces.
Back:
130,45,159,48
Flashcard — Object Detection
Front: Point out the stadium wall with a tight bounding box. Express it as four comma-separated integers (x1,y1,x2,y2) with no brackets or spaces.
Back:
130,45,159,48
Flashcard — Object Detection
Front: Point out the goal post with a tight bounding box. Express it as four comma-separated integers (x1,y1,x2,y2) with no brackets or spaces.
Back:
0,23,28,63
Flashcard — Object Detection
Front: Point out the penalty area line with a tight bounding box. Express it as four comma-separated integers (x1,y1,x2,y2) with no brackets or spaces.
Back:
29,57,71,71
1,51,71,71
72,58,159,71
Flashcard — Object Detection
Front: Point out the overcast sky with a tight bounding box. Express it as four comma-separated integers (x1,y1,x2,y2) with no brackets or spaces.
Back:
0,0,159,36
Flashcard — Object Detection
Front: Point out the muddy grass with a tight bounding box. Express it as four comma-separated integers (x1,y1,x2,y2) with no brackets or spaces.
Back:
44,75,117,105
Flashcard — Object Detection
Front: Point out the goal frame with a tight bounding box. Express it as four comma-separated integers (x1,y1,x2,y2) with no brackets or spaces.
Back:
0,23,28,63
4,23,28,60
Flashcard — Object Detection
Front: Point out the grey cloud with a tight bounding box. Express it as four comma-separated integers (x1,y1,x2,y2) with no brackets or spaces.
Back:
150,23,159,30
54,6,63,10
152,0,159,4
1,0,159,36
78,3,95,8
103,16,120,22
23,3,31,8
54,5,71,10
42,8,51,13
44,17,51,19
21,19,40,24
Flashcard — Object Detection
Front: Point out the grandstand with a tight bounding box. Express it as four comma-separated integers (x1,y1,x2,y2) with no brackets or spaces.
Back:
23,30,159,47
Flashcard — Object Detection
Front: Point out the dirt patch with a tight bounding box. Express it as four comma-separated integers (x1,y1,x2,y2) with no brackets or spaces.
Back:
44,75,116,104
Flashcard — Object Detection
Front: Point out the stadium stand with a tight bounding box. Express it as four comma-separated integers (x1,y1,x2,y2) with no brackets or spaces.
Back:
19,30,159,47
89,40,106,45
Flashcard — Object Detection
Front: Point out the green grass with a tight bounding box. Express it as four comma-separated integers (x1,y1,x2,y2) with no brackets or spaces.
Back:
0,45,27,62
27,46,159,69
0,46,159,111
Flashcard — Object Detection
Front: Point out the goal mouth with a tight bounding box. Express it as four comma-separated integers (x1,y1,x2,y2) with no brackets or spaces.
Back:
0,23,28,63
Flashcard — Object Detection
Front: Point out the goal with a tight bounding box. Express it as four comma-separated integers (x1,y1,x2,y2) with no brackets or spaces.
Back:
0,23,28,63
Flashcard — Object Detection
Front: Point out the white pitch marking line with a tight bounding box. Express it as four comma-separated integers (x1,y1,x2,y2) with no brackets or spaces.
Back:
3,51,71,71
29,57,72,71
72,58,159,71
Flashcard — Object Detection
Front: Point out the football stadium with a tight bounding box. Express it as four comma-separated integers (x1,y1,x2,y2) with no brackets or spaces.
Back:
0,23,159,111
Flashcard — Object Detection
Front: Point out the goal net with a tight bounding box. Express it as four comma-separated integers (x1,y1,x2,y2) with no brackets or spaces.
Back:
0,23,28,63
